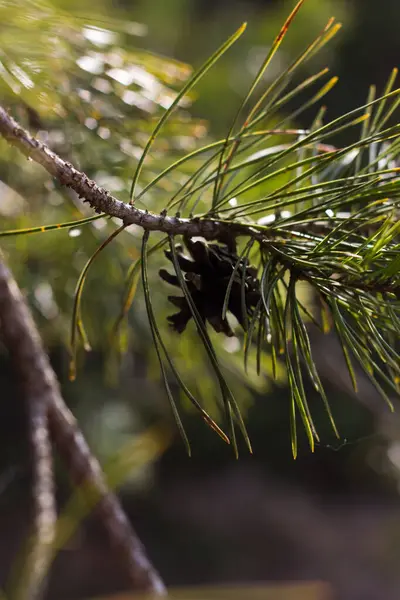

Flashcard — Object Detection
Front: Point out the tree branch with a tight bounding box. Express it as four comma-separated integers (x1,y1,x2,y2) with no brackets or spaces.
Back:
2,102,398,301
23,405,55,600
0,257,166,596
0,105,235,241
0,104,394,244
6,374,56,600
0,106,340,241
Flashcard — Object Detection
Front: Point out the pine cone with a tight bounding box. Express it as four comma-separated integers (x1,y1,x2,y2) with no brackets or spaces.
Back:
159,236,260,336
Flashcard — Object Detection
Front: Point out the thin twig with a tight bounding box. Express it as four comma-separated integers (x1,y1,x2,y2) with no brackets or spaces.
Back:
0,257,166,596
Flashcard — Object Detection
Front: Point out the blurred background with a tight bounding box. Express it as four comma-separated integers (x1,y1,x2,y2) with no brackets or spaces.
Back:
2,0,400,599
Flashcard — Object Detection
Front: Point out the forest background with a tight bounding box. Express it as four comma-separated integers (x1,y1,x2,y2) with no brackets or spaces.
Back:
1,0,400,599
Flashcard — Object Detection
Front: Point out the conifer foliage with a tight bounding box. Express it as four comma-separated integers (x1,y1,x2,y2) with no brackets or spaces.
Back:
1,0,400,459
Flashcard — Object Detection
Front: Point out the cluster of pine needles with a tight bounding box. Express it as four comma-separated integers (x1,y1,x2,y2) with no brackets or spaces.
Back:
2,0,400,458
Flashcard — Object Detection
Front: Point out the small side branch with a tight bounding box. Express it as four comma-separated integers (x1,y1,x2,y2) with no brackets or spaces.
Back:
0,258,166,596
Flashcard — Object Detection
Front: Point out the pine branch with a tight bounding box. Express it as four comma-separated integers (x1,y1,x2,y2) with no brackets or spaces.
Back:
0,257,166,596
0,105,342,243
0,104,235,241
1,0,400,459
1,103,399,258
2,0,400,477
1,101,400,454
